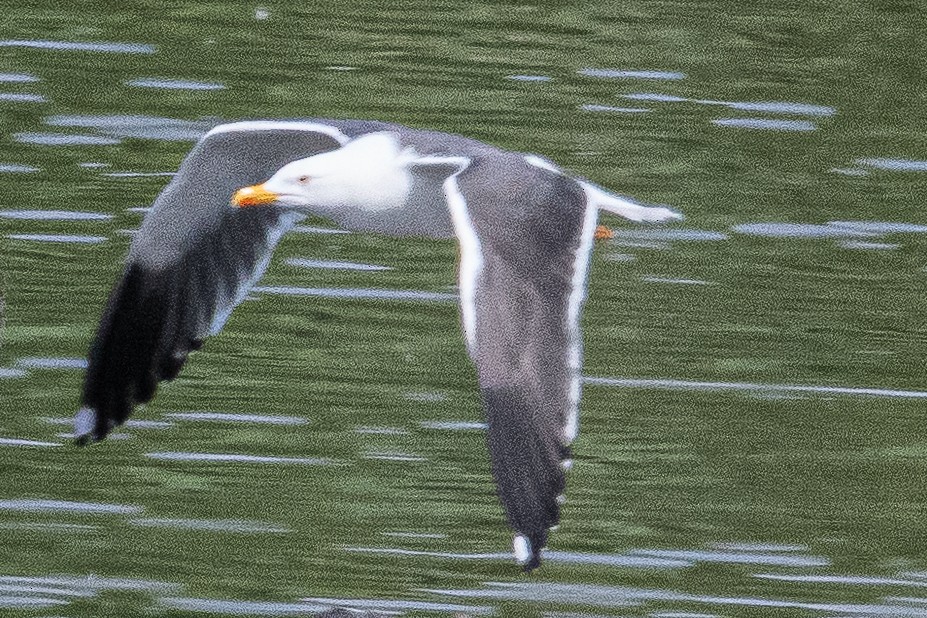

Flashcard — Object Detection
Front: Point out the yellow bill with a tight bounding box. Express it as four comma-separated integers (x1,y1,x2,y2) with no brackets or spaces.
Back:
232,183,278,207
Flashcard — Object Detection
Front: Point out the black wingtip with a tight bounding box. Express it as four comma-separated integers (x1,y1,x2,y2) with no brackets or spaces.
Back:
73,433,93,447
522,553,542,573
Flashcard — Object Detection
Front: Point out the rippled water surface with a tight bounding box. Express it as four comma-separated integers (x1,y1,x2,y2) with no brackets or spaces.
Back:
1,2,926,617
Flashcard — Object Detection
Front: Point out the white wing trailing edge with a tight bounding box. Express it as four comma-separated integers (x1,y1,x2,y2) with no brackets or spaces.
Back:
581,181,683,222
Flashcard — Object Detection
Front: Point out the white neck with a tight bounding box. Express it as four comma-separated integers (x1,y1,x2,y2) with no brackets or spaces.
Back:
306,132,414,214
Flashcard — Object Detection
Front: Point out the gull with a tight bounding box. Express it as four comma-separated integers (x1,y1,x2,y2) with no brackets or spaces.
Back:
75,118,681,570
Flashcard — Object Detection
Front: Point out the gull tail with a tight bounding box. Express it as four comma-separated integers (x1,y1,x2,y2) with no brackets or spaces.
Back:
581,181,683,223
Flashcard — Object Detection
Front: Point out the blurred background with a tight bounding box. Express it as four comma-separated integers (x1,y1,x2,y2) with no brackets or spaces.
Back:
1,1,926,616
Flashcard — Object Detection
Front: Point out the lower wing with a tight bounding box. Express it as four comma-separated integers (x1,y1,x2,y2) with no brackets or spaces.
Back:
76,123,346,442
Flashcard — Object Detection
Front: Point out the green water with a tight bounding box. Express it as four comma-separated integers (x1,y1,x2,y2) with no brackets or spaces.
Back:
2,2,927,616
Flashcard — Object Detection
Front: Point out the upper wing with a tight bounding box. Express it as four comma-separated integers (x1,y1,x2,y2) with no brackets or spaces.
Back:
449,158,593,570
76,122,347,443
473,254,578,571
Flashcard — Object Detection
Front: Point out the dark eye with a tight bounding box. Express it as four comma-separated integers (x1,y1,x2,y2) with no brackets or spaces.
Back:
298,175,311,184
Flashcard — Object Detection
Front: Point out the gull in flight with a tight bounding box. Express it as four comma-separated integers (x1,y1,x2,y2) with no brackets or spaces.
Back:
75,118,682,570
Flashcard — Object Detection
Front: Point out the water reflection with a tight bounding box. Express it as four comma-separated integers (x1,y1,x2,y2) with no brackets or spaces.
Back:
104,171,176,177
709,542,807,552
253,286,456,302
0,93,45,103
0,211,110,221
755,573,927,588
650,613,718,618
163,411,307,425
0,596,69,609
126,78,225,90
0,585,90,601
0,73,38,83
124,419,174,429
712,118,816,131
345,546,691,569
603,252,636,262
419,420,486,431
609,239,669,250
363,451,426,462
425,581,927,614
0,499,141,514
856,157,927,172
0,437,60,448
15,357,87,369
0,522,98,533
837,240,899,251
623,93,688,103
0,575,178,593
159,597,327,615
420,582,648,607
718,101,835,116
893,599,927,614
344,546,511,560
129,518,290,533
43,416,173,430
507,75,552,82
544,550,692,568
731,223,876,238
145,452,329,465
0,163,39,173
354,426,409,435
829,221,927,234
641,276,711,285
14,132,121,146
734,220,927,240
584,376,927,399
56,431,130,441
382,531,447,539
580,104,650,113
580,69,685,80
621,93,835,117
302,595,495,615
0,39,155,53
283,258,391,271
630,548,828,567
45,114,214,141
403,391,447,402
7,234,107,243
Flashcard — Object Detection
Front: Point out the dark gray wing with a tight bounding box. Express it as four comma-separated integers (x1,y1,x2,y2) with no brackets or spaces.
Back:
76,122,347,443
458,157,593,570
474,258,574,571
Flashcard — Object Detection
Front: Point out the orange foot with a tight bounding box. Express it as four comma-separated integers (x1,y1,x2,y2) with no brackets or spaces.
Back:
594,225,613,241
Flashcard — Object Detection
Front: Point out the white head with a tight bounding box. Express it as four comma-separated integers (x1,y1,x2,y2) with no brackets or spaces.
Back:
232,132,413,213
